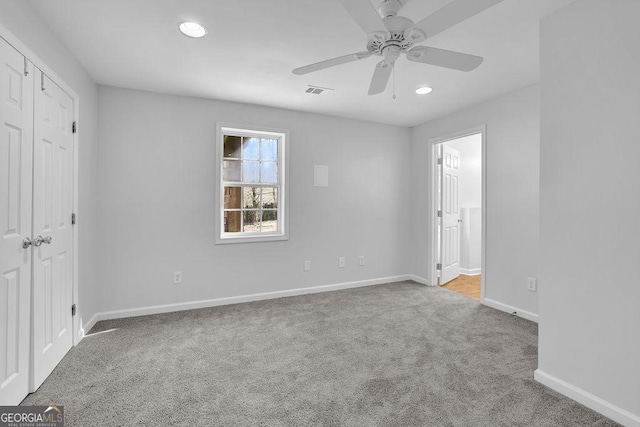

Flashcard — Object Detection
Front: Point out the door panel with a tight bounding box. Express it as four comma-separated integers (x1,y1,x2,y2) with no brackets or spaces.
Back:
31,71,73,391
0,38,33,405
440,145,461,285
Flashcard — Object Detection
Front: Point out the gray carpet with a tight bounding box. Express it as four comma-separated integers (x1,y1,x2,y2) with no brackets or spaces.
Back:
22,281,618,426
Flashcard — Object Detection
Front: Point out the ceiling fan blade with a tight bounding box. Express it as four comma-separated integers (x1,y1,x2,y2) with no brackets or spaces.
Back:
337,0,389,37
407,0,503,40
407,46,483,71
292,51,371,75
368,60,393,95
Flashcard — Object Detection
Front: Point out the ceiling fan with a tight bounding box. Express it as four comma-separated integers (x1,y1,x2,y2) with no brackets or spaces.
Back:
292,0,503,95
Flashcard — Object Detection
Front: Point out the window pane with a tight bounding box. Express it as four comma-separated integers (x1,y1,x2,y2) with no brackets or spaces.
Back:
243,161,259,182
243,187,261,209
224,135,242,158
243,137,259,160
223,159,240,181
260,161,277,183
261,139,277,161
262,188,278,209
224,187,241,209
224,210,241,232
261,210,278,233
243,210,260,233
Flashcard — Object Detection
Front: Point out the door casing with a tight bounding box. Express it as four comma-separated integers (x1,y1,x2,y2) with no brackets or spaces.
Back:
429,125,486,301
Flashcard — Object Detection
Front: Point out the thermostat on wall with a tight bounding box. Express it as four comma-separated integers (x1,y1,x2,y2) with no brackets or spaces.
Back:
314,165,328,187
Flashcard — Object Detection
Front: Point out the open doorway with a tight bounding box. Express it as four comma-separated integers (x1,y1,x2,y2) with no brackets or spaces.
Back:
431,126,485,301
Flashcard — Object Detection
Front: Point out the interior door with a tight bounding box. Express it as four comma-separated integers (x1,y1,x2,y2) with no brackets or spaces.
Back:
0,39,34,405
31,70,73,391
440,145,461,285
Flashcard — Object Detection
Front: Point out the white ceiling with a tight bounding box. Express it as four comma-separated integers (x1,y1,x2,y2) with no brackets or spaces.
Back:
29,0,573,127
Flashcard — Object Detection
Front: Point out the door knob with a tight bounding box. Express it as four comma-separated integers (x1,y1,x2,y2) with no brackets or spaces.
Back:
34,235,52,246
22,237,32,249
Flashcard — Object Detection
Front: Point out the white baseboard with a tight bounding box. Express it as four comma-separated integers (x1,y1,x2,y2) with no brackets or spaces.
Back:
406,274,432,286
482,297,539,323
460,268,481,275
534,369,640,427
81,313,99,337
88,275,419,324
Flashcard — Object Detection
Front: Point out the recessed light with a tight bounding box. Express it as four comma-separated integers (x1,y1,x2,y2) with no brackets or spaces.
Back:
178,21,207,38
415,86,433,95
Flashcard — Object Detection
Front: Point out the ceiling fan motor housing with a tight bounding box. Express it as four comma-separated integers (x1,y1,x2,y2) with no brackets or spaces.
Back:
367,16,422,58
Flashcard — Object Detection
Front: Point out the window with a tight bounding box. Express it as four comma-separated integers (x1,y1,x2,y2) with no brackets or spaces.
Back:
216,124,289,243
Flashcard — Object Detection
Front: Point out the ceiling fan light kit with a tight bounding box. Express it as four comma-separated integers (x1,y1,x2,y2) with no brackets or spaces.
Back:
292,0,503,96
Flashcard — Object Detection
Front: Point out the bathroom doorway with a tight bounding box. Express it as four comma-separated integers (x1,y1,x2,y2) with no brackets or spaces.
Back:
431,127,485,300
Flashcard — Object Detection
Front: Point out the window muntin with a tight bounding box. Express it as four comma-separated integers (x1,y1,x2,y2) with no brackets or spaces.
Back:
218,126,287,242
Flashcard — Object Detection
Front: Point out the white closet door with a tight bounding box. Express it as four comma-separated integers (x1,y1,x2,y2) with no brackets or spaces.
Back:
0,38,34,405
31,70,73,391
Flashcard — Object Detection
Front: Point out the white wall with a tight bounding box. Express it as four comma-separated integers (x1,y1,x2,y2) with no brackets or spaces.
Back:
458,208,481,274
97,86,412,313
537,0,640,424
0,2,100,332
411,84,540,317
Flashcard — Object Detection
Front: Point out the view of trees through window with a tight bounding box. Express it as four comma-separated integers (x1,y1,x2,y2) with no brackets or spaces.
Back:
222,134,280,234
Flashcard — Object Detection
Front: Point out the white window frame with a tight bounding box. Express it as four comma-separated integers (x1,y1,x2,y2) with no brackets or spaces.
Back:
215,123,289,244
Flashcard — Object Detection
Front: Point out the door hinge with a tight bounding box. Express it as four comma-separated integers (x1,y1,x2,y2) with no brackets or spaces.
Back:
437,210,442,218
24,57,29,76
436,263,442,271
71,304,77,316
71,213,76,225
437,158,442,165
72,121,77,134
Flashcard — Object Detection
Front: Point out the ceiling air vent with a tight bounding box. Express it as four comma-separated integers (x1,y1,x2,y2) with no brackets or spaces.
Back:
305,85,334,95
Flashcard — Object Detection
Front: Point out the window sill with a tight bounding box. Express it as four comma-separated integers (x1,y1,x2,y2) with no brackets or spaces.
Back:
215,233,289,245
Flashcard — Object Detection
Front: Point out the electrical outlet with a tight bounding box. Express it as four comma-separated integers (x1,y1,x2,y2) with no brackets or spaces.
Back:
527,277,537,292
359,256,365,266
303,260,311,272
173,271,183,284
338,257,345,268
